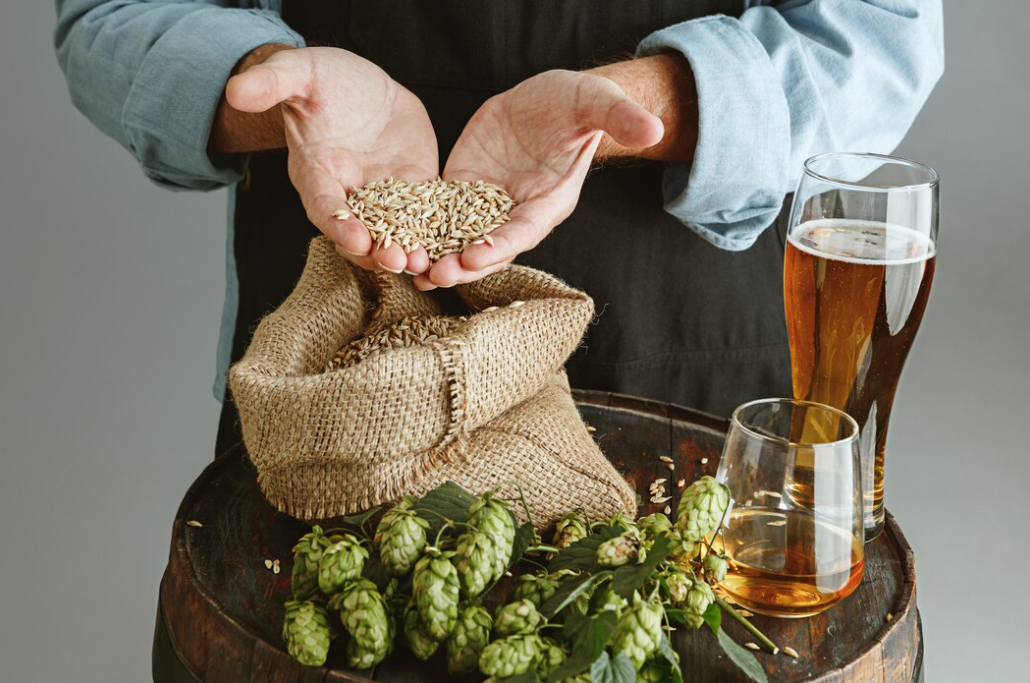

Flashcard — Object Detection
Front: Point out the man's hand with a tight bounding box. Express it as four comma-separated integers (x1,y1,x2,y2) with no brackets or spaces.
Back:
417,70,664,289
223,47,438,274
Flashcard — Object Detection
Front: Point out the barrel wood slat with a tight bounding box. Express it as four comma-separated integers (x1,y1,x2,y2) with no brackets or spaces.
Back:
153,390,921,683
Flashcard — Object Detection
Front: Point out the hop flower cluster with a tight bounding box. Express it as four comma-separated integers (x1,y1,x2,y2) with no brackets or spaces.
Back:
280,478,770,683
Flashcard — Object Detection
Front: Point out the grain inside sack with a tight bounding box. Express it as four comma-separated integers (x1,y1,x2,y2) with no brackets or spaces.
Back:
229,237,635,527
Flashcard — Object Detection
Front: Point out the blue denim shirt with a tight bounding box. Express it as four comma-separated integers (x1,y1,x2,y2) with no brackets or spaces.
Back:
54,0,944,398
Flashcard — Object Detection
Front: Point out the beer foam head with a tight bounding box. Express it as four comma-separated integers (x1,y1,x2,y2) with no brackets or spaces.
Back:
788,219,936,265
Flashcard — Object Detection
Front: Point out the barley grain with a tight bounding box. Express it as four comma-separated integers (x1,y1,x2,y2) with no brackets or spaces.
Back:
327,315,467,370
344,178,514,263
783,646,799,659
186,520,202,528
744,643,760,651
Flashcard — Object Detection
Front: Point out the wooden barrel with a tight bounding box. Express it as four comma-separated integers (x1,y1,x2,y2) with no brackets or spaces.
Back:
153,390,922,683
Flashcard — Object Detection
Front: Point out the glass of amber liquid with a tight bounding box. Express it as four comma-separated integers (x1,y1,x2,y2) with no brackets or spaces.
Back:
785,153,939,540
713,398,864,618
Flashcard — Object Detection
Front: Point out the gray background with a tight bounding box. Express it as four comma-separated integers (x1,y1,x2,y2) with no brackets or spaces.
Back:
1,1,1025,680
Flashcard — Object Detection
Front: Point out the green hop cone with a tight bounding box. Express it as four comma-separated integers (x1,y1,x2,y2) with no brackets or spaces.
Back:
535,637,567,678
403,599,440,660
453,530,497,597
611,596,664,670
676,476,730,543
703,552,729,583
686,579,715,617
510,571,560,608
494,599,542,636
595,529,644,567
479,634,543,678
318,533,369,595
639,657,667,683
637,512,673,548
552,511,588,549
376,500,430,577
327,579,391,665
668,529,699,562
468,492,516,575
290,526,331,598
665,571,691,606
592,585,628,614
445,605,493,676
412,553,460,640
282,599,332,667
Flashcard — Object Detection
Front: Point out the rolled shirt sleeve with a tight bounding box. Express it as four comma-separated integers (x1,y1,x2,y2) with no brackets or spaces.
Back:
638,0,944,250
54,0,305,191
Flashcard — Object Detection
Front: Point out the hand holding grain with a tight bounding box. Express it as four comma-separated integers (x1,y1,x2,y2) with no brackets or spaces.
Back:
225,47,439,274
420,70,664,289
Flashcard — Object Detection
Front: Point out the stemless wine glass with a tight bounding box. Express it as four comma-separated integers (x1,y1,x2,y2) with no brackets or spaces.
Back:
784,152,939,540
713,398,864,618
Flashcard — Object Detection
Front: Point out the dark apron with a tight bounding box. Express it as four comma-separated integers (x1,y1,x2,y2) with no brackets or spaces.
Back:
216,0,792,456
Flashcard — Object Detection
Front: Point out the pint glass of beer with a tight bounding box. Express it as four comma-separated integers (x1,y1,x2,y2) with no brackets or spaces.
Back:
784,153,939,540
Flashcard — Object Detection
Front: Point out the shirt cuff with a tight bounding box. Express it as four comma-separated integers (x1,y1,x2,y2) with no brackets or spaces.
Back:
637,16,791,251
122,8,304,191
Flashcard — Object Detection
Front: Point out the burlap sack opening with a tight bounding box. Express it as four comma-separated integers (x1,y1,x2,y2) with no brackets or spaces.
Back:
230,237,635,526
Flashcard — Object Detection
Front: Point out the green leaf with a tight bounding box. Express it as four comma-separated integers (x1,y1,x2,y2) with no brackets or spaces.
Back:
497,673,540,683
539,571,611,618
547,610,618,682
547,525,622,573
508,522,537,568
412,481,475,539
340,505,381,531
657,633,684,683
610,534,671,598
702,601,721,632
590,651,636,683
713,627,769,683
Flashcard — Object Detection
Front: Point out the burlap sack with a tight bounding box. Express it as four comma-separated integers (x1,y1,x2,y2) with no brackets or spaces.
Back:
229,237,635,527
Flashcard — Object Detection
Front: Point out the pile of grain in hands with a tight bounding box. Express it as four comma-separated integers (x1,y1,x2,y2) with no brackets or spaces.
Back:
337,179,515,262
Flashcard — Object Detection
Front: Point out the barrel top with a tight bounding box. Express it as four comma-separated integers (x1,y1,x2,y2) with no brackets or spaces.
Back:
159,390,919,683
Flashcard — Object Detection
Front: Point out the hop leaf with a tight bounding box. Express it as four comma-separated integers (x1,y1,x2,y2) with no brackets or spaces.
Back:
453,530,497,597
703,552,729,583
412,553,460,640
595,529,644,568
611,596,664,670
494,599,543,636
327,579,391,666
445,605,493,676
318,534,368,595
282,599,331,667
553,511,588,549
676,476,730,543
403,599,441,660
479,634,543,678
376,498,430,576
290,527,331,598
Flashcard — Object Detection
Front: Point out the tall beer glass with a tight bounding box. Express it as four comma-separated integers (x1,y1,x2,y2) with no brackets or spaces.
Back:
784,153,939,540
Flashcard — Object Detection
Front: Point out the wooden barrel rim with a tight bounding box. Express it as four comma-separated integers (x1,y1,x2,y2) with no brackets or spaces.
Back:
157,390,920,683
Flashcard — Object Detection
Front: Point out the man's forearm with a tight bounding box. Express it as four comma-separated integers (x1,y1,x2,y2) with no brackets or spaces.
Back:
589,54,698,165
209,43,294,154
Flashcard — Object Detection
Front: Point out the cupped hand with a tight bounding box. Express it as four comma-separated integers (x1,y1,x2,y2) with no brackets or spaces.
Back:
417,70,664,289
226,47,438,274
